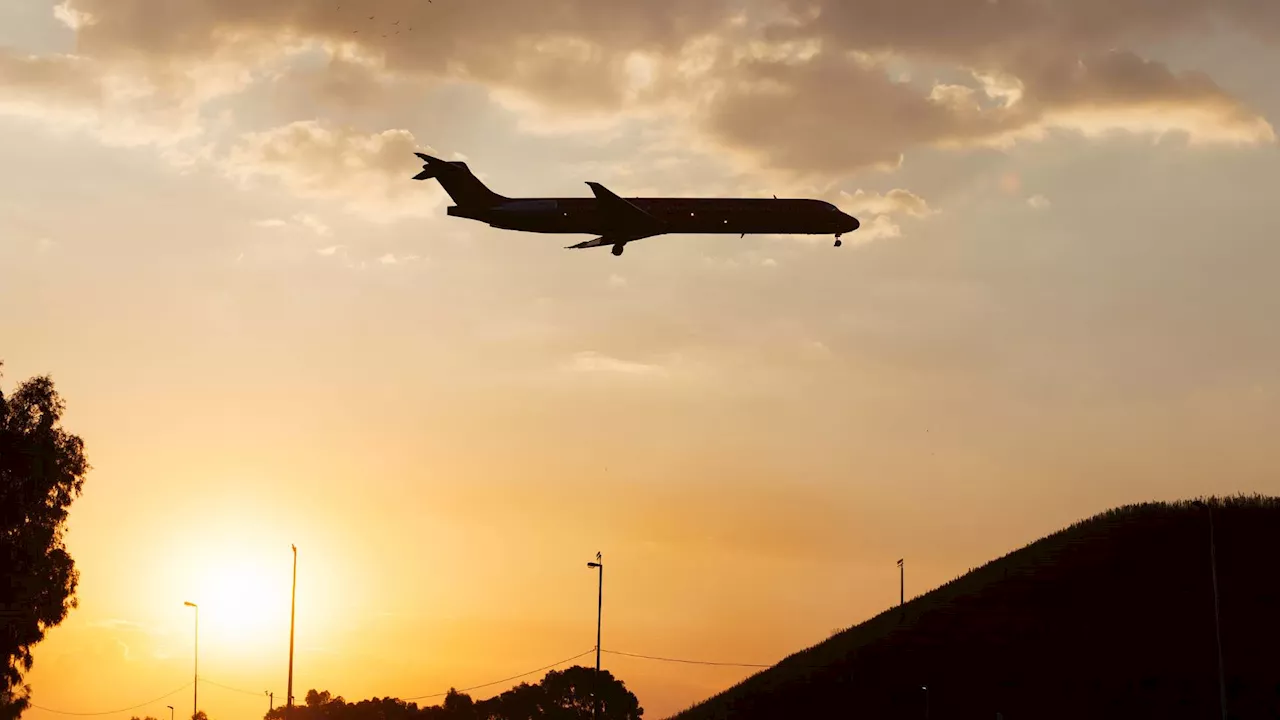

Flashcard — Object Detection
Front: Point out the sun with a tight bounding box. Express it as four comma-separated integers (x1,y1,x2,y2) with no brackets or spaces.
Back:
186,552,293,652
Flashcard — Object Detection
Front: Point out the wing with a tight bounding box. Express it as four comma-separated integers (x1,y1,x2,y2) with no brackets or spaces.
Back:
565,230,659,250
585,181,662,228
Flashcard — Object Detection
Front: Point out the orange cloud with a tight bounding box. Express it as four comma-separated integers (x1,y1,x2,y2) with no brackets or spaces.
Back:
1,0,1274,191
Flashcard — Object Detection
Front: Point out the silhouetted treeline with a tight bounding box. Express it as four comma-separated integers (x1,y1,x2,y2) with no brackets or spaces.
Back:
670,496,1280,720
267,666,641,720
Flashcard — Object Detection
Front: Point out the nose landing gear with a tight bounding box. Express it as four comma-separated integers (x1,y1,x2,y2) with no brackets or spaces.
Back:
834,233,843,248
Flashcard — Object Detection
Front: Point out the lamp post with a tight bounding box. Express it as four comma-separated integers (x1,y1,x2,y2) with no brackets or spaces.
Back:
1192,500,1227,720
288,544,297,712
166,705,174,720
183,601,198,720
898,559,904,606
586,552,603,720
921,685,929,720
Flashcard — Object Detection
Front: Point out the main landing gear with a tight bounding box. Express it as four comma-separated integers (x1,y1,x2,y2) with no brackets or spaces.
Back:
834,233,843,248
611,244,625,256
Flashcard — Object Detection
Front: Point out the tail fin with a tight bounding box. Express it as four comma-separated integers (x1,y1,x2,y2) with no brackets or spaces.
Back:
412,152,505,208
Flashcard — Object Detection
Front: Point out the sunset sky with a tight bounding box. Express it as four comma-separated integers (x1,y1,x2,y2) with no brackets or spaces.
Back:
3,0,1280,717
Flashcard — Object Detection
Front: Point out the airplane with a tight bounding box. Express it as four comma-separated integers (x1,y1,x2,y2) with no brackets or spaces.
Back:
411,152,860,256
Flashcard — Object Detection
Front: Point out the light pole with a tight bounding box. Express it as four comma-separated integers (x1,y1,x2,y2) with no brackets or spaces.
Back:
288,544,297,712
167,705,174,720
921,685,929,720
898,559,904,606
1192,500,1227,720
183,601,198,720
586,552,603,720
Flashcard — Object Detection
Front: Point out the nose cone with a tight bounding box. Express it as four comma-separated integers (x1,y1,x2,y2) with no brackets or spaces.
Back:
845,214,860,233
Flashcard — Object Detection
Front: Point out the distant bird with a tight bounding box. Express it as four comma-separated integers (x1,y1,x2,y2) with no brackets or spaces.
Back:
368,15,374,19
393,20,399,24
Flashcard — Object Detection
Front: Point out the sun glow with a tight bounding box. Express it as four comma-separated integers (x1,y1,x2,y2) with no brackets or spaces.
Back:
189,558,292,649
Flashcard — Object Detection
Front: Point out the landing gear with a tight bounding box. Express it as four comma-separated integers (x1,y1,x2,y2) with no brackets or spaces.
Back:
611,243,625,256
834,233,843,248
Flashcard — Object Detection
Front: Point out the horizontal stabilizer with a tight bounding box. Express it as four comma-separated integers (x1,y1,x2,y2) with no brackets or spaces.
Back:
410,151,506,207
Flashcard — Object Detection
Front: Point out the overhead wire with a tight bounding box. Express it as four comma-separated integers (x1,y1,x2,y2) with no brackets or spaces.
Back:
198,678,268,697
27,682,193,716
602,649,773,668
25,645,778,715
402,648,596,700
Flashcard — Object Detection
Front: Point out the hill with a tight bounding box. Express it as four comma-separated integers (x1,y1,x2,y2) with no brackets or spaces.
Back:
668,495,1280,719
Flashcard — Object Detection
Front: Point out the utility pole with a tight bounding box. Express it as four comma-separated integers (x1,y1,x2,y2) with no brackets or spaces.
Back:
288,544,297,712
587,552,603,720
1192,501,1227,720
898,559,904,606
266,691,274,713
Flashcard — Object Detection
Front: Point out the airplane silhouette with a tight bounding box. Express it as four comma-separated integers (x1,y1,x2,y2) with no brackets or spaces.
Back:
411,153,860,256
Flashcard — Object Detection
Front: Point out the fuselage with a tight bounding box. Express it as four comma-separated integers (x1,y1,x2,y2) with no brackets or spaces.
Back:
449,197,860,237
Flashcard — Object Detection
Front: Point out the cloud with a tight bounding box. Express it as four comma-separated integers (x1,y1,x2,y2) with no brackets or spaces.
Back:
608,274,628,288
85,618,148,632
854,215,905,243
697,44,1274,177
2,0,1276,186
839,189,934,217
294,213,331,235
316,245,342,256
563,351,668,377
223,121,440,221
254,213,331,234
52,0,735,114
1027,194,1052,210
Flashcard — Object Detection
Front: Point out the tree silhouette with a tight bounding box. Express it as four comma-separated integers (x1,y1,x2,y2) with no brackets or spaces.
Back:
535,667,642,720
0,364,90,720
268,666,642,720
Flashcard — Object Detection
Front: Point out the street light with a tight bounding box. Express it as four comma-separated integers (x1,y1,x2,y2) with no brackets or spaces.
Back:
166,705,174,720
1192,500,1227,720
183,601,198,720
586,553,603,720
288,544,297,711
921,685,929,720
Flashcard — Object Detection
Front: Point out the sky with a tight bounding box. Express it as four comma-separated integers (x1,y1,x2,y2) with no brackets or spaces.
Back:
3,0,1280,717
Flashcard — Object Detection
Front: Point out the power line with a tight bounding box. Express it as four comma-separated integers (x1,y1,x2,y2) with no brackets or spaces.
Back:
198,678,266,697
26,645,778,716
603,649,773,668
403,648,596,700
28,682,192,716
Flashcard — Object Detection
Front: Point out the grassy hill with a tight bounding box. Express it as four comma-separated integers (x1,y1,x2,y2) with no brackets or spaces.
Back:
668,495,1280,720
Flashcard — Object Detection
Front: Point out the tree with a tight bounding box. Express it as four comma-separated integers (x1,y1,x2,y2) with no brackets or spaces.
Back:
0,364,90,720
483,667,642,720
